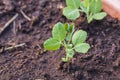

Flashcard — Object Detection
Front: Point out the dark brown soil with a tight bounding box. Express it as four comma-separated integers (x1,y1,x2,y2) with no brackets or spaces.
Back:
0,0,120,80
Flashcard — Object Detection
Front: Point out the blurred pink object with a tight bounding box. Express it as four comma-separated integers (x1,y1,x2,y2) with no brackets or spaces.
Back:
102,0,120,20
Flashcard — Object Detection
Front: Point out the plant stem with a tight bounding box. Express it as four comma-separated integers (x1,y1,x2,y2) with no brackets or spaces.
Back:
79,9,83,12
65,49,69,62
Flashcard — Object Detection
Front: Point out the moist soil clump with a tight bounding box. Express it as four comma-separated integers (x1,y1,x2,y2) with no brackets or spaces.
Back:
0,0,120,80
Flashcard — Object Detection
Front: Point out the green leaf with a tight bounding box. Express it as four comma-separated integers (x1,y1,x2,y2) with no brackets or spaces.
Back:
88,15,94,23
44,38,61,50
64,23,75,33
64,23,74,42
52,22,66,41
66,0,81,9
84,0,89,7
66,49,74,58
66,34,72,41
63,7,80,20
72,30,87,45
74,43,90,53
69,23,75,33
66,44,73,49
80,2,87,13
93,12,107,20
64,23,70,31
89,0,102,14
62,58,68,62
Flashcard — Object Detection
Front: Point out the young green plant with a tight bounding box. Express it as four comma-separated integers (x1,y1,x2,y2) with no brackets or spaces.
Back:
63,0,107,23
44,22,90,62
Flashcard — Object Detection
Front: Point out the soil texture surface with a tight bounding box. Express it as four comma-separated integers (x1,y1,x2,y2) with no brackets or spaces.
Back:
0,0,120,80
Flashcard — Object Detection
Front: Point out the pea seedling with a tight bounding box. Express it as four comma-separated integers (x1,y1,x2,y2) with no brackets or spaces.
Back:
63,0,107,23
44,22,90,62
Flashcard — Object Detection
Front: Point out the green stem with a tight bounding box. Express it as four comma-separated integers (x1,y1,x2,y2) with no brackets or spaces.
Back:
67,34,72,45
79,9,83,12
65,49,69,62
61,42,66,48
61,40,67,49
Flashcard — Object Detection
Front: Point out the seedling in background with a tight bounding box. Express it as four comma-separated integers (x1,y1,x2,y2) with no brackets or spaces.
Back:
63,0,107,23
44,22,90,62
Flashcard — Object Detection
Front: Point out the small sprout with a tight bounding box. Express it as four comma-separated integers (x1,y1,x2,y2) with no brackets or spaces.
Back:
63,0,107,23
44,22,90,62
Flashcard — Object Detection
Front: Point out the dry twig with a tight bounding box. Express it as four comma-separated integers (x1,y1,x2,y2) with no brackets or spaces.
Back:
20,10,31,21
0,13,19,35
0,43,26,54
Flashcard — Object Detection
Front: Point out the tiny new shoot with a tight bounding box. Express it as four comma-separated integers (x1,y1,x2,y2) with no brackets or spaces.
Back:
44,22,90,62
63,0,107,23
